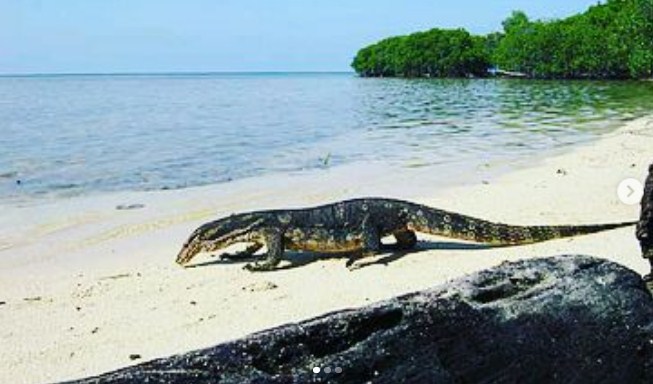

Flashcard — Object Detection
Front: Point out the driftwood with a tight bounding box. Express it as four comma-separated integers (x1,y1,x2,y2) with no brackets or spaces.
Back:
638,163,653,287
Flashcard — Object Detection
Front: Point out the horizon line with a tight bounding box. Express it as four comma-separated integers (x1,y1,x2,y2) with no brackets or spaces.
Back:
0,70,356,78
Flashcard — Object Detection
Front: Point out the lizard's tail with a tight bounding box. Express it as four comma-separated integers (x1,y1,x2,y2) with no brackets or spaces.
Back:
410,205,637,246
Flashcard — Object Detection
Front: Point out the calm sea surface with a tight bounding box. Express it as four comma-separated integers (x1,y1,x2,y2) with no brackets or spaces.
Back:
2,73,653,202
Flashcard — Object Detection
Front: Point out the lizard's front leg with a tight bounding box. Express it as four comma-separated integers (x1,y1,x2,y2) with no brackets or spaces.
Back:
244,229,284,272
219,243,263,260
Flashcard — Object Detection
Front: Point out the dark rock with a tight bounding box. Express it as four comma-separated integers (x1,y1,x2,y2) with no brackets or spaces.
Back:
637,163,653,289
65,255,653,384
638,163,653,260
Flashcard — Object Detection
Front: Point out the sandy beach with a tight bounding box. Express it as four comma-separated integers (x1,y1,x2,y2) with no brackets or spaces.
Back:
1,117,651,384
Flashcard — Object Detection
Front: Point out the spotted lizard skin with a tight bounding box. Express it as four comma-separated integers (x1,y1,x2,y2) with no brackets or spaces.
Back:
176,197,636,271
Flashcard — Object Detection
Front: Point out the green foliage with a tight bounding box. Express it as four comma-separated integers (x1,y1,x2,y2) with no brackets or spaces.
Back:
351,28,490,78
492,0,653,79
352,0,653,79
502,11,530,34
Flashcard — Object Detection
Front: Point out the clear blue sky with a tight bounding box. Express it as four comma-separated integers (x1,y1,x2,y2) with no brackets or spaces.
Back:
1,0,600,74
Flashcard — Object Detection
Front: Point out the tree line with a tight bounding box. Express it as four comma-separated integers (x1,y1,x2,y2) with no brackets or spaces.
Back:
351,0,653,79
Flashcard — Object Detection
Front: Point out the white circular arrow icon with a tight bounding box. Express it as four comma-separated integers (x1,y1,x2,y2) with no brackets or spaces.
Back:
617,178,644,205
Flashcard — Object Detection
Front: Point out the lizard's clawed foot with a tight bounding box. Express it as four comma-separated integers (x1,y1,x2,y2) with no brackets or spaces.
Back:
345,257,356,269
345,251,363,270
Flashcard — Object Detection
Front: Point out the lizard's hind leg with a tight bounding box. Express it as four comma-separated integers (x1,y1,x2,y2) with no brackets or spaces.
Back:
384,229,417,251
348,229,418,270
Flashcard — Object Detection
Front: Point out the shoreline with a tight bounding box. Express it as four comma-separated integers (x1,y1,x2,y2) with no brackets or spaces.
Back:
1,117,652,383
0,128,582,210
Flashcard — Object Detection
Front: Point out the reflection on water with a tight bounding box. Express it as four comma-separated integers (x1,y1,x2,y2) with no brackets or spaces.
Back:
356,79,651,163
1,74,652,201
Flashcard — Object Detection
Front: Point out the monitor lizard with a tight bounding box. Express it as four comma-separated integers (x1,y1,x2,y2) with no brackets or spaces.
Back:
176,197,636,271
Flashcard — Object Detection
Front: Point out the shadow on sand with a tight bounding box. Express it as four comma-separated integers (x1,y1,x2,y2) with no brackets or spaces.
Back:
184,240,506,271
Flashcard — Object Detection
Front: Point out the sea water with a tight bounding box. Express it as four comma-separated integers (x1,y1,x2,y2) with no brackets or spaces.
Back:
1,72,653,202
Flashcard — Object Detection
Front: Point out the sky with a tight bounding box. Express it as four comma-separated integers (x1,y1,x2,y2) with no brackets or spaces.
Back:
1,0,601,74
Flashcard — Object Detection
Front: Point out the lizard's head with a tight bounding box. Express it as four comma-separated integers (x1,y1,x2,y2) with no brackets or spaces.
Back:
176,214,263,266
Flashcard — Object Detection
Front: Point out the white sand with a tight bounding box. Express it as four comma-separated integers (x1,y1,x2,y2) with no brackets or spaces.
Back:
1,117,651,383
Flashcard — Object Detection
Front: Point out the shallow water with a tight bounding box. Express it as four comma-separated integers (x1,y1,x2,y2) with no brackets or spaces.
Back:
1,73,653,202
